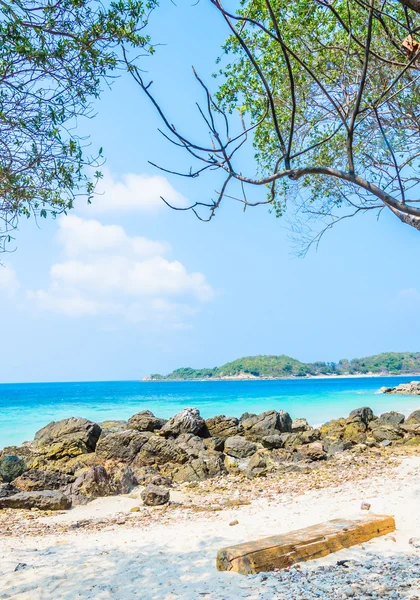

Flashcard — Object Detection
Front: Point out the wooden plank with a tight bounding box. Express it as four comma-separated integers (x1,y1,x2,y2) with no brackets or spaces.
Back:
216,514,395,575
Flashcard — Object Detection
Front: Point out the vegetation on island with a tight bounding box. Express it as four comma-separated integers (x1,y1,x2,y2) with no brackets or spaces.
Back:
148,352,420,380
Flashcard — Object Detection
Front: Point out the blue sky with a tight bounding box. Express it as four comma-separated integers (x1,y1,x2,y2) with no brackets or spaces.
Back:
1,0,419,383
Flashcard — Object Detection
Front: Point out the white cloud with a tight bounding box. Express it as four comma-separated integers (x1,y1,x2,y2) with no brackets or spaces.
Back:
28,216,213,328
79,170,187,215
0,264,19,296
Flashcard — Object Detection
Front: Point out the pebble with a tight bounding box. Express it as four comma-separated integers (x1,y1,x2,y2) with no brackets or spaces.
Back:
361,501,371,510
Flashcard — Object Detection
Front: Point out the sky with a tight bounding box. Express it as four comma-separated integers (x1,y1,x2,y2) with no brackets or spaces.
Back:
1,0,420,383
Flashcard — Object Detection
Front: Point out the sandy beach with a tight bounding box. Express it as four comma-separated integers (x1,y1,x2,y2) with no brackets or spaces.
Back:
1,448,420,600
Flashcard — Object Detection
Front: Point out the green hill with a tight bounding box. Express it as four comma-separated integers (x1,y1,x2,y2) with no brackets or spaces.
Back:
146,352,420,380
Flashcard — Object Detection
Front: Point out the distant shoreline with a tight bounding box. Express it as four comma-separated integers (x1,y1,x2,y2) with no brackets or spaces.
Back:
143,372,420,382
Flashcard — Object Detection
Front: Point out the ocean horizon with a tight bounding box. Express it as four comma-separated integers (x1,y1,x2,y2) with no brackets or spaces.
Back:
2,375,420,448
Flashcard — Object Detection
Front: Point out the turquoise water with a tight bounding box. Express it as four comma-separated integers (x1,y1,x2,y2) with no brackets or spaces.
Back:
1,376,420,448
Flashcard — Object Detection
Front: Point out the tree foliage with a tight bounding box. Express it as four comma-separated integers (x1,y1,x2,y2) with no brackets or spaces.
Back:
134,0,420,249
0,0,155,250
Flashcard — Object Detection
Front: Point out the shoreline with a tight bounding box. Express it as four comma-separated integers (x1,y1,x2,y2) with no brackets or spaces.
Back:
143,372,420,382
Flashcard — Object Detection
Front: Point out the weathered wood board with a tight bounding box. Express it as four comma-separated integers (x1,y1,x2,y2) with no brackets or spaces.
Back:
216,514,395,575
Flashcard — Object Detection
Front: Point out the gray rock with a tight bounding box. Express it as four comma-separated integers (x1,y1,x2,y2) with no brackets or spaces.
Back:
34,417,101,453
203,437,225,452
98,421,128,437
262,434,284,449
224,436,257,458
245,451,268,478
0,483,18,498
0,490,71,510
141,484,170,506
0,455,26,482
300,429,321,444
292,418,311,432
172,450,226,482
161,408,207,438
324,439,353,456
65,465,112,505
135,436,189,466
382,381,420,396
241,410,292,442
348,407,375,426
95,429,150,461
205,415,242,438
407,409,420,424
127,410,166,432
370,424,403,442
298,441,327,461
174,433,205,458
12,470,73,492
378,411,405,426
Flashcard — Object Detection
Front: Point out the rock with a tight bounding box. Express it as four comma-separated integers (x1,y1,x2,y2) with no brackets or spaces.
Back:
401,423,420,434
300,429,321,444
134,436,189,466
279,432,304,448
323,439,353,456
229,520,239,526
378,411,405,426
141,484,170,506
33,417,101,459
203,437,225,452
205,415,242,438
370,424,403,442
409,537,420,548
262,434,284,449
245,451,268,478
342,423,367,444
241,410,292,442
0,455,26,482
127,410,165,432
406,409,420,424
0,483,18,498
11,470,73,492
161,408,207,438
380,439,392,447
95,430,150,461
14,563,28,572
320,418,346,439
299,441,327,461
224,436,257,458
65,466,112,505
404,436,420,446
292,418,311,432
348,407,375,426
174,433,205,458
109,466,137,494
0,490,71,510
361,502,371,511
145,474,172,487
172,450,226,482
381,381,420,396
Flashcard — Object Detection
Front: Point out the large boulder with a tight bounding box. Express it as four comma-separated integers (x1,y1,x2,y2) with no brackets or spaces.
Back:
378,412,405,426
261,433,284,449
370,424,404,443
292,418,311,433
224,436,257,458
0,455,26,482
172,450,226,483
65,466,113,505
161,408,207,438
141,484,170,506
127,410,166,432
241,410,292,442
298,441,327,461
205,415,242,439
98,421,128,438
0,490,71,510
33,417,101,460
245,450,269,478
134,436,189,466
348,407,375,426
95,430,150,461
12,470,73,492
407,410,420,424
174,433,205,458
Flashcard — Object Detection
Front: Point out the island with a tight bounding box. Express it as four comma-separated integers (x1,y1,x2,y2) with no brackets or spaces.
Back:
145,352,420,381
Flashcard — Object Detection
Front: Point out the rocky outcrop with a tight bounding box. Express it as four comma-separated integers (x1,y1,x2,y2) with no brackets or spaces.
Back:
205,415,242,438
141,484,170,506
0,483,18,498
407,409,420,424
95,430,150,461
224,436,257,458
240,410,292,442
0,455,26,482
380,381,420,395
161,408,207,438
172,450,226,482
11,469,73,492
377,411,405,426
134,436,189,466
0,490,71,510
33,417,101,460
348,407,375,426
127,410,166,432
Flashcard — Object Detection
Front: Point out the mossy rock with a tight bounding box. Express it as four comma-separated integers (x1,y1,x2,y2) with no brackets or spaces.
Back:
320,418,346,439
342,423,367,444
404,436,420,446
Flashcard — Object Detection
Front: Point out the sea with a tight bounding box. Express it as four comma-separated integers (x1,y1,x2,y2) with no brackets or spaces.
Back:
1,376,420,448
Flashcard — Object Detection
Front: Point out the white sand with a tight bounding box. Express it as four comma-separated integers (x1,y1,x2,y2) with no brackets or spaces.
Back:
1,455,420,599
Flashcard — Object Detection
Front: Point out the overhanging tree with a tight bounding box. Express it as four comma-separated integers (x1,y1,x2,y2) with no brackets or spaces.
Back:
131,0,420,250
0,0,155,251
